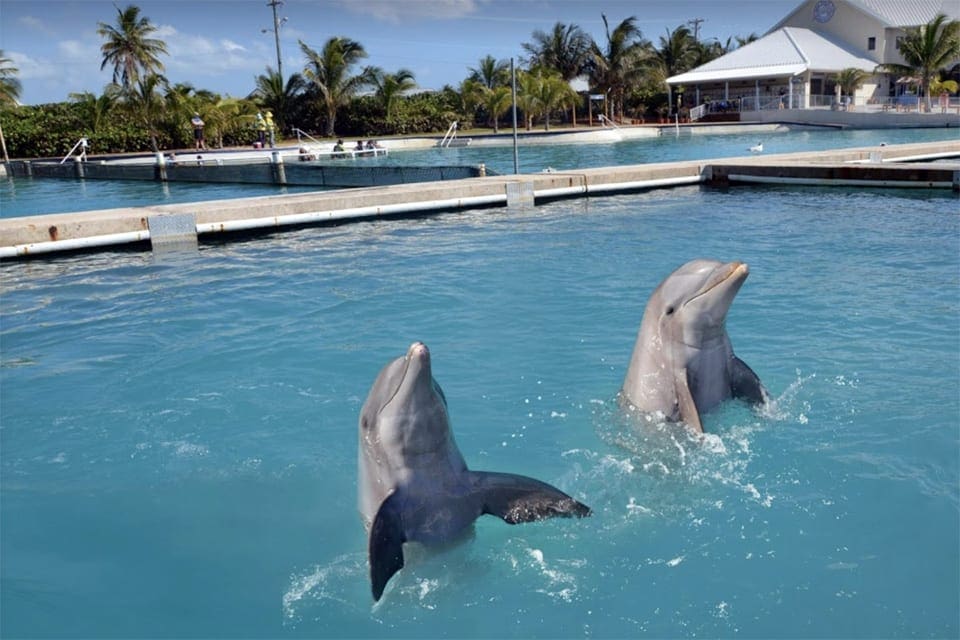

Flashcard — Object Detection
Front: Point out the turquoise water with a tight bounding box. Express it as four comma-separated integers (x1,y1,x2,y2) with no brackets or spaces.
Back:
2,126,957,218
0,177,319,218
2,183,958,637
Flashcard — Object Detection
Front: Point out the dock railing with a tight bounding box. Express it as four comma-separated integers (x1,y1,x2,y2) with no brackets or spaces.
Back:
738,92,959,114
60,137,89,164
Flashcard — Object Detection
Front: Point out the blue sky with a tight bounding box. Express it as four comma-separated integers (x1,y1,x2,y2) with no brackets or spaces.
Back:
1,0,799,105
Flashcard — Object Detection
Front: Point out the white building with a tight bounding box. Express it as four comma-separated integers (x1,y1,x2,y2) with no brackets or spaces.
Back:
666,0,960,113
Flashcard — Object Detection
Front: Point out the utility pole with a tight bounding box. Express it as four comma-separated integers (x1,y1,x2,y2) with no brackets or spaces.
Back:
265,0,285,80
687,17,704,42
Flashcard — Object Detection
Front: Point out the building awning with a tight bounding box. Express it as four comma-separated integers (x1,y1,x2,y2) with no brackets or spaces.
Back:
668,64,807,85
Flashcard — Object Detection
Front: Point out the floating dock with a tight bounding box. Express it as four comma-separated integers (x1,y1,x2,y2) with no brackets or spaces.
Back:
1,140,957,259
4,145,490,189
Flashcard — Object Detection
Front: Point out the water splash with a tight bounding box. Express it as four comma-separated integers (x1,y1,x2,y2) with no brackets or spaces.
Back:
283,554,365,623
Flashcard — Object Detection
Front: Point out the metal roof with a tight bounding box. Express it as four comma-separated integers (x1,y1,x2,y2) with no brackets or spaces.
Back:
844,0,959,28
666,27,877,85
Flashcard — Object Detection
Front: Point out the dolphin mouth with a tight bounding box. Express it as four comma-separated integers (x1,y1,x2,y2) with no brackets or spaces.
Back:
686,261,748,306
379,342,430,414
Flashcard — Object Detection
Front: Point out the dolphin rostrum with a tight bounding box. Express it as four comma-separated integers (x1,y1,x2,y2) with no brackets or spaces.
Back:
358,342,591,601
620,259,769,433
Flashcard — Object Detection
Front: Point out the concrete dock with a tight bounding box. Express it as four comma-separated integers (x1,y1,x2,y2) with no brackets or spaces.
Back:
1,140,957,259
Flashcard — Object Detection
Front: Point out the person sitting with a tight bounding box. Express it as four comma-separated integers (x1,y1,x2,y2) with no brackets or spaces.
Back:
332,139,345,159
298,146,315,161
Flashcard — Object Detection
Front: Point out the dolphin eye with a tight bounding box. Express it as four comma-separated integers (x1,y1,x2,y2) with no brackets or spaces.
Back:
665,306,675,315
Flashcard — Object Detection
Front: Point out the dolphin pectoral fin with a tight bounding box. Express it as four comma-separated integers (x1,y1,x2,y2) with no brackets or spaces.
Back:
730,356,770,406
369,491,406,602
675,368,704,433
472,471,591,524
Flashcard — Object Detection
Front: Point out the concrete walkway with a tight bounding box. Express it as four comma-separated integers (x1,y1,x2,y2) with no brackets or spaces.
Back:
1,140,957,259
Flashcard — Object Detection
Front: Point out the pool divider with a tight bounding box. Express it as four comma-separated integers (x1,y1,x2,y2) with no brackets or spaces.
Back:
2,140,957,260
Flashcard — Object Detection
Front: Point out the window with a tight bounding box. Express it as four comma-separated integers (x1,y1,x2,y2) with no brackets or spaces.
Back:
895,35,903,50
867,36,876,50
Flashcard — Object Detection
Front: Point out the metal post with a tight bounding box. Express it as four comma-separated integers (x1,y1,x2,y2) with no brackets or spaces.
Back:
267,0,284,79
511,58,519,175
155,151,167,182
272,150,286,184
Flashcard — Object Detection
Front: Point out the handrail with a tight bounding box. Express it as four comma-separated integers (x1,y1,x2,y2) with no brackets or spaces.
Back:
689,104,707,122
60,137,89,164
292,127,324,147
597,114,621,130
439,121,458,148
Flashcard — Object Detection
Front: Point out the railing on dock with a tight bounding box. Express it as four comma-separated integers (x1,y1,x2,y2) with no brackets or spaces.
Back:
597,114,621,130
60,137,89,164
438,121,471,148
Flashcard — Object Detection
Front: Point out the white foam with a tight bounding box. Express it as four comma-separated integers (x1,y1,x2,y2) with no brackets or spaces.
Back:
283,554,360,620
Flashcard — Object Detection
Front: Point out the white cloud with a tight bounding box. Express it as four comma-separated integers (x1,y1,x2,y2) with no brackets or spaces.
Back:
17,15,57,37
332,0,481,23
5,51,53,81
221,40,247,53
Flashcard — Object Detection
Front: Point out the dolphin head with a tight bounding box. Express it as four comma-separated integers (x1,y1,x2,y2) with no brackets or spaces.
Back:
359,342,452,464
652,259,749,348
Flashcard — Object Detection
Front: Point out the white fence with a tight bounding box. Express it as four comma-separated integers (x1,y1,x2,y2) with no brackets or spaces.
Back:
737,93,960,114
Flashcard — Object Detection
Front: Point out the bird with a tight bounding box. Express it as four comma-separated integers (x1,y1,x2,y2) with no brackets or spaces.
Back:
749,142,763,153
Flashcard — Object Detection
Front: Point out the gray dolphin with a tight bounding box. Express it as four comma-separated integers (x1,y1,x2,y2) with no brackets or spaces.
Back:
358,342,591,601
620,259,769,433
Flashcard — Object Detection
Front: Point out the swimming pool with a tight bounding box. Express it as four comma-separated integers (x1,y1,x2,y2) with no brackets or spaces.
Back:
2,126,957,218
1,182,957,637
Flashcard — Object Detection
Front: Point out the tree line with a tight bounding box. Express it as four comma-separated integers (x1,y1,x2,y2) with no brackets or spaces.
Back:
0,5,957,160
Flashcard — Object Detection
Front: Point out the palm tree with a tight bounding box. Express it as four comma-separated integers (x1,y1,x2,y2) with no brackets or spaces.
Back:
530,68,579,131
468,55,510,90
0,50,22,106
97,4,168,90
691,36,730,68
204,96,258,149
249,66,306,134
835,67,870,106
299,37,371,137
876,13,960,111
516,70,541,130
69,85,122,133
478,86,512,132
0,50,21,163
930,75,960,95
648,26,700,111
522,22,591,125
587,15,649,122
458,78,485,115
368,67,416,120
124,73,168,151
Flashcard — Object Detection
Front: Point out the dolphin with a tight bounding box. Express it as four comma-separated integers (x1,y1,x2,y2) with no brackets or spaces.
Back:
358,342,591,601
620,259,769,433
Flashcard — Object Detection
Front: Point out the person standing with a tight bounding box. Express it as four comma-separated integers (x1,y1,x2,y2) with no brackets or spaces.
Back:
191,112,205,150
255,112,267,147
265,111,276,148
